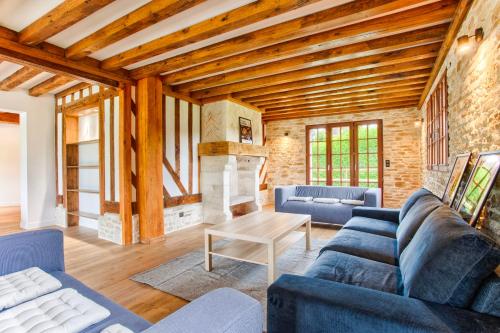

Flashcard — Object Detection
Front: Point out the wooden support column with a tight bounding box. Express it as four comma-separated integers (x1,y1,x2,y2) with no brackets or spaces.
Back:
119,83,133,245
136,76,164,243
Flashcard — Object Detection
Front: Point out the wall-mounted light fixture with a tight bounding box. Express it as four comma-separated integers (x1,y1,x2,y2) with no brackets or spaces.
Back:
457,28,484,54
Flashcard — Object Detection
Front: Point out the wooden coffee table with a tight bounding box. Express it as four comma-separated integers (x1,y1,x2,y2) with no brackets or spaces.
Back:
204,211,311,285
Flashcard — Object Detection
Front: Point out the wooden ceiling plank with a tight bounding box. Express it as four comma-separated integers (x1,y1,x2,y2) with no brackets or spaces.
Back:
18,0,115,45
66,0,205,59
102,0,325,70
418,0,474,107
262,101,418,121
29,75,74,97
0,66,43,91
127,0,432,77
246,70,431,104
258,82,427,109
163,0,457,84
0,36,132,87
55,82,92,99
175,25,447,92
263,91,423,112
234,60,435,99
189,43,441,98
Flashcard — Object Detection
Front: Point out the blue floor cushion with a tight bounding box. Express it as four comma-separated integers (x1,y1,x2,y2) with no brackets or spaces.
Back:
320,229,398,265
305,250,403,294
343,216,398,238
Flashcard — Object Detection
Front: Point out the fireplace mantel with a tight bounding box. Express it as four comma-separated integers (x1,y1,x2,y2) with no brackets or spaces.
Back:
198,141,268,157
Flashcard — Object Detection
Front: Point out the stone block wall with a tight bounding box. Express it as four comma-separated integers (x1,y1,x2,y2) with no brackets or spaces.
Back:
265,107,422,208
420,0,499,241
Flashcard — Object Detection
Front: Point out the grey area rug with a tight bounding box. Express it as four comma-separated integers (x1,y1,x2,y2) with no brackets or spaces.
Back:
131,238,327,317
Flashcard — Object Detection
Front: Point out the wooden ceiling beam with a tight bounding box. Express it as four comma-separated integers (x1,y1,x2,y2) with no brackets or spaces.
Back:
258,83,427,109
0,66,42,91
418,0,474,107
65,0,205,59
263,91,423,112
55,82,92,99
163,0,457,84
0,112,19,124
175,25,447,92
262,101,418,121
103,0,324,70
0,36,132,87
189,43,441,98
234,60,435,99
18,0,115,45
128,0,432,77
29,75,74,97
246,70,431,104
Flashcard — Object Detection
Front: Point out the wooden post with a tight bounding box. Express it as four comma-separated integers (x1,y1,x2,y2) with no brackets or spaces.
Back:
119,83,133,245
136,76,164,243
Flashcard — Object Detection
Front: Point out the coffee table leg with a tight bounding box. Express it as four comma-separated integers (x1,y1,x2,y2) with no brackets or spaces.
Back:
306,219,311,251
205,233,212,271
268,242,276,285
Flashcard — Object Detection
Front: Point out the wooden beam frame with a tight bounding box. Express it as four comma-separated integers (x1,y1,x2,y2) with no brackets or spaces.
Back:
29,75,74,96
119,83,133,245
418,0,475,107
0,66,42,91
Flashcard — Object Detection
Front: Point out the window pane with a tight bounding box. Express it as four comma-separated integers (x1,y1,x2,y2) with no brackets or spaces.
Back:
342,155,350,168
331,127,340,140
359,182,368,187
358,139,367,153
341,126,350,140
369,168,378,180
332,140,341,154
368,139,378,153
368,124,378,138
341,140,350,154
317,128,326,141
311,142,318,154
358,125,367,139
318,154,326,166
332,155,340,167
358,168,368,182
318,141,326,154
332,169,340,180
368,154,378,166
359,154,367,168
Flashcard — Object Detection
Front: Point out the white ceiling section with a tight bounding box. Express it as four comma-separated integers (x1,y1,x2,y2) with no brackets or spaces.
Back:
15,72,55,90
0,0,64,31
0,62,23,81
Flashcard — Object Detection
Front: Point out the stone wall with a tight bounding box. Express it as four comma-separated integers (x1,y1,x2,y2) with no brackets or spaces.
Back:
421,0,499,241
265,107,422,208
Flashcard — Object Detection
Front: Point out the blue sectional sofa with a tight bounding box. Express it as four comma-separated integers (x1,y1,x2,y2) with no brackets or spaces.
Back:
0,230,263,333
275,185,381,225
268,188,500,333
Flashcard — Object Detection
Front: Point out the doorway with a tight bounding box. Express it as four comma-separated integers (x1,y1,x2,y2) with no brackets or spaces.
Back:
306,120,383,189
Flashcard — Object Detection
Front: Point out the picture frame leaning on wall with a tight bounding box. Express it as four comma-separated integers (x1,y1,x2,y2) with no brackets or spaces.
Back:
442,152,471,207
456,151,500,227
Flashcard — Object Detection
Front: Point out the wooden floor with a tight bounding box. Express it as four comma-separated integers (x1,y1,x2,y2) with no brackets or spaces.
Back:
0,205,337,323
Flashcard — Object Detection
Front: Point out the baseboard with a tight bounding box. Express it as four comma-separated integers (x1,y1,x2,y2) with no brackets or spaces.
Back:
0,202,20,207
22,219,58,230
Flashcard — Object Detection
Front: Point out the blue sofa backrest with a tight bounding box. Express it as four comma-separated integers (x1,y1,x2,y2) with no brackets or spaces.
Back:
295,186,367,200
400,206,500,308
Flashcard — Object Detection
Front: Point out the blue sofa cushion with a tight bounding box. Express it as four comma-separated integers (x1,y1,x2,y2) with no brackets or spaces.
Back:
343,216,398,238
396,195,442,256
471,274,500,317
399,206,500,308
310,202,353,224
320,229,397,265
399,188,434,222
305,251,403,294
280,200,314,216
295,186,367,200
49,271,151,333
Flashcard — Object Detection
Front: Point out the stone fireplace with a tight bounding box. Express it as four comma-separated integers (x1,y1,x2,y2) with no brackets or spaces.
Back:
199,99,266,224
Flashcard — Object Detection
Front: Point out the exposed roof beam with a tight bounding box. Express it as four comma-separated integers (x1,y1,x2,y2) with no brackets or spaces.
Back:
0,66,43,91
257,82,427,108
55,82,92,99
0,35,132,87
0,112,20,124
18,0,115,45
233,59,435,99
418,0,474,107
175,25,447,92
189,43,441,98
263,91,423,112
127,0,431,77
245,70,431,103
102,0,324,70
29,75,74,96
65,0,205,59
262,101,418,121
163,0,457,84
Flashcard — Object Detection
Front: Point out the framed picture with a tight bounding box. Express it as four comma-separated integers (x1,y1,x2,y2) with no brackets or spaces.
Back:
456,151,500,226
239,117,253,144
442,153,471,207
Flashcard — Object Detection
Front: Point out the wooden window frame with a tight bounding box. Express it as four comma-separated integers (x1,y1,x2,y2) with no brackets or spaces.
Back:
426,71,448,170
306,120,383,189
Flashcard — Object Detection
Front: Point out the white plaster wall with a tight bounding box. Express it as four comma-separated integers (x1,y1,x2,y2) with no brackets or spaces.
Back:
0,122,20,206
0,90,56,228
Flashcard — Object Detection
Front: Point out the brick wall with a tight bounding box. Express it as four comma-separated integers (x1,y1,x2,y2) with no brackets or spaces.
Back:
265,107,422,208
421,0,499,241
